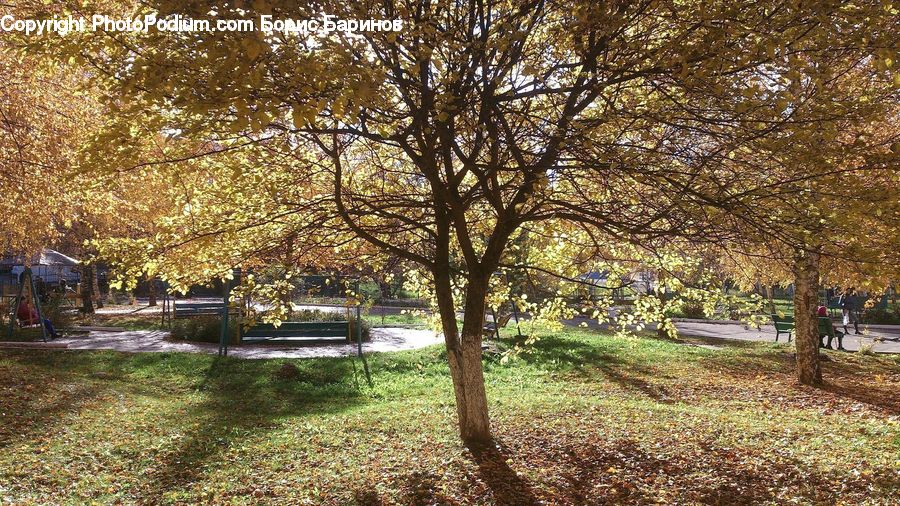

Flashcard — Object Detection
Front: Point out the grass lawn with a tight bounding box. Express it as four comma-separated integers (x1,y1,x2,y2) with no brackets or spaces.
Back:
364,311,431,329
0,328,897,505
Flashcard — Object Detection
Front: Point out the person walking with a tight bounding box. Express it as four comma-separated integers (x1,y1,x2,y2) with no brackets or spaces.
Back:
838,287,861,335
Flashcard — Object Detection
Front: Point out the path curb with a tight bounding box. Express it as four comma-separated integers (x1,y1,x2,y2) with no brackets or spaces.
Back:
0,341,69,349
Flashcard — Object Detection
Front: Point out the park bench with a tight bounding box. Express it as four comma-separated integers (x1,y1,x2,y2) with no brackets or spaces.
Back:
173,301,229,318
771,315,844,348
483,313,512,340
818,317,844,350
771,314,794,342
242,321,350,343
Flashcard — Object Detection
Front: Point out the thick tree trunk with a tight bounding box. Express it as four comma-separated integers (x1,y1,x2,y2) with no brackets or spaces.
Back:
792,250,821,386
766,284,776,314
80,264,95,314
433,268,492,443
148,278,157,307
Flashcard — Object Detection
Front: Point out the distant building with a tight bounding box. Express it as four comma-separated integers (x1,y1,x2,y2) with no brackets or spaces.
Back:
579,269,657,300
0,249,82,293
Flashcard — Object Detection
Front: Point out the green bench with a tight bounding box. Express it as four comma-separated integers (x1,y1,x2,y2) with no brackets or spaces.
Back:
771,314,794,342
173,302,229,318
818,317,845,350
771,314,845,349
242,321,350,343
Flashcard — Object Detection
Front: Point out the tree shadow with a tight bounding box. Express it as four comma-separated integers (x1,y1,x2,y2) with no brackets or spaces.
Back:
664,333,772,349
0,349,368,500
516,433,896,504
819,378,900,415
506,335,674,402
0,349,134,449
131,355,366,498
466,438,540,506
593,363,674,403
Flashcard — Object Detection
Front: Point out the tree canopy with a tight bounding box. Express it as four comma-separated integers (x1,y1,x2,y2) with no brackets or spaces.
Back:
7,0,899,441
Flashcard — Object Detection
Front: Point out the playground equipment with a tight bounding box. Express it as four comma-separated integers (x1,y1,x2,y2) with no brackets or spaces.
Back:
4,267,49,341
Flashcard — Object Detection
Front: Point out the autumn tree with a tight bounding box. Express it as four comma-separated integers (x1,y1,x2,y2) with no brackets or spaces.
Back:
0,47,94,256
707,59,900,385
1,22,180,311
38,0,900,441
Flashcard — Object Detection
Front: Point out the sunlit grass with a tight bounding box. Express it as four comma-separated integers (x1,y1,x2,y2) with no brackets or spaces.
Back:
1,327,897,504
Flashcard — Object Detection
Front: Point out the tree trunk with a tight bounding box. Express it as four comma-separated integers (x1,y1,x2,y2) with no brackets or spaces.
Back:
378,278,391,324
433,268,492,443
792,250,821,386
148,277,157,307
656,269,667,338
93,269,104,309
80,264,95,314
766,284,776,314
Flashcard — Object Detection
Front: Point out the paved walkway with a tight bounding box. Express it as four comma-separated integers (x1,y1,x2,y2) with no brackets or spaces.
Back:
48,327,441,359
92,301,900,354
558,315,900,354
672,321,900,354
288,303,900,353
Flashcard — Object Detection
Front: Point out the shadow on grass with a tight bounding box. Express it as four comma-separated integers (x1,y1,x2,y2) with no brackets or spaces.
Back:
571,438,814,504
820,376,900,415
501,431,898,505
466,439,540,506
0,367,104,448
0,349,369,500
503,334,673,402
666,333,774,349
132,355,368,498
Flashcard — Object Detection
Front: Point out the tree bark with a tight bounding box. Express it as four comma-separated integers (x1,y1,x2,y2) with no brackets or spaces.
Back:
93,268,104,309
433,267,492,443
792,249,821,386
148,277,157,307
656,269,667,338
80,264,95,314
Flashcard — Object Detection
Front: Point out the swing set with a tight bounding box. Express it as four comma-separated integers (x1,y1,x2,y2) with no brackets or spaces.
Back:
3,267,50,342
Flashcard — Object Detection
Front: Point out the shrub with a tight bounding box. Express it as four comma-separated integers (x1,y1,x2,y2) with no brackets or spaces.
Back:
38,292,75,330
348,317,372,341
291,309,372,341
170,316,240,344
862,307,900,325
665,301,707,319
292,309,347,322
679,302,707,319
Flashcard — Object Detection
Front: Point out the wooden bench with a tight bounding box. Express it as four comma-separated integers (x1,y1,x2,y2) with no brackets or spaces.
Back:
771,314,794,342
771,315,844,348
242,321,350,343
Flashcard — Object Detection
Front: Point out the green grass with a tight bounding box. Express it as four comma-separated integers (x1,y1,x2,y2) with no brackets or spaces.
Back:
1,328,898,504
364,311,430,328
